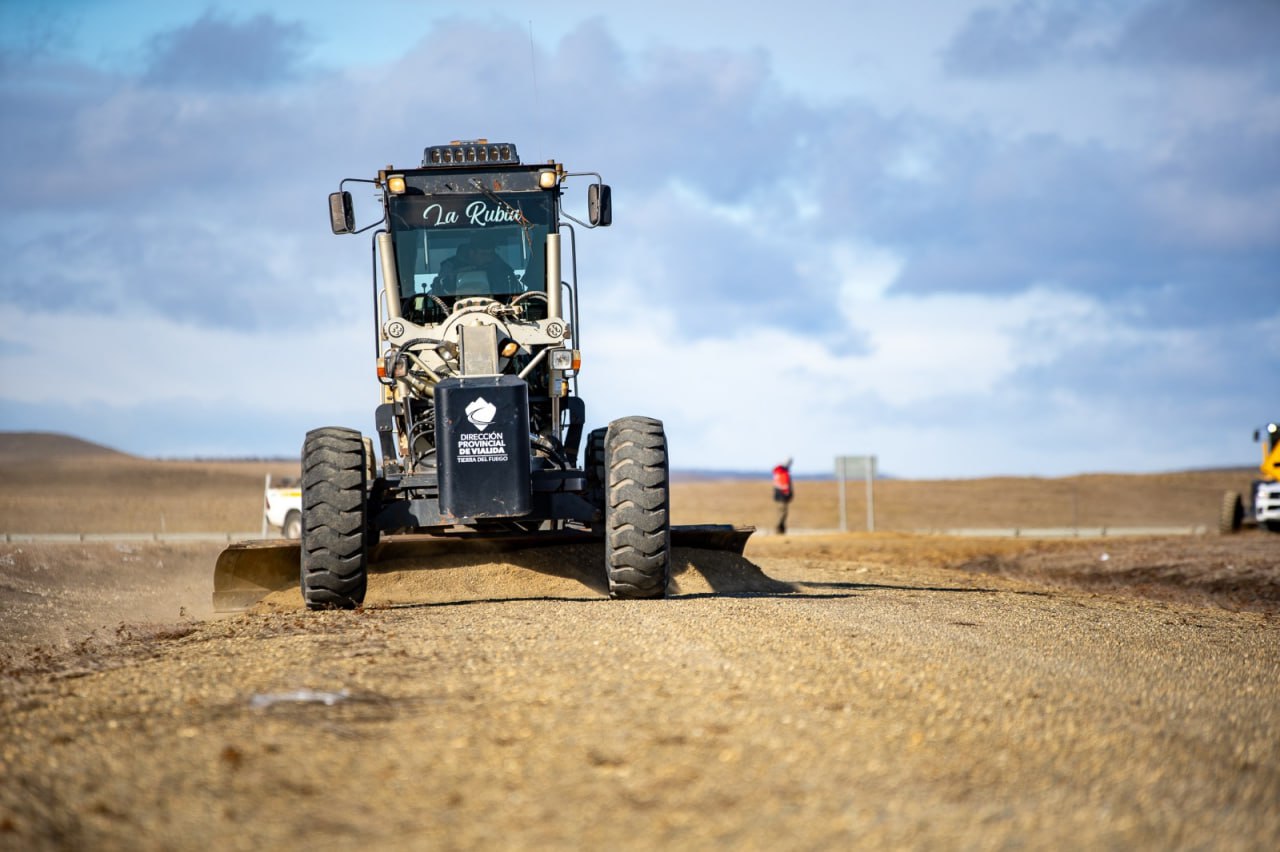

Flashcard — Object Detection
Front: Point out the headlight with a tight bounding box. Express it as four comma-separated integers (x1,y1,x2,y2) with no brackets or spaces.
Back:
549,348,574,371
379,352,409,380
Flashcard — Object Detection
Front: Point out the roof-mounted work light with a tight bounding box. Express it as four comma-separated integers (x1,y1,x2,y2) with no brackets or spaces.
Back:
422,140,520,168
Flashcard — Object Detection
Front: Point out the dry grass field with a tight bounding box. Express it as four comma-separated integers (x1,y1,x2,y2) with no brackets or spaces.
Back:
0,432,1260,534
0,434,298,535
675,469,1254,531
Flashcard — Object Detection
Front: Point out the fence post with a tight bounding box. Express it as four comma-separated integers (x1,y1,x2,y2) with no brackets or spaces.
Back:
867,455,876,533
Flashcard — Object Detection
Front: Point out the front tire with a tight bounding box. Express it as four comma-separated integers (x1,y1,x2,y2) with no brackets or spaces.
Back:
603,416,670,599
282,510,302,540
1219,491,1243,535
300,427,369,609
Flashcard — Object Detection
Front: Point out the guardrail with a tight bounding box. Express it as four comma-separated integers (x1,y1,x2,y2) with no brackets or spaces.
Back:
2,532,263,543
4,526,1211,544
759,526,1211,538
913,526,1209,537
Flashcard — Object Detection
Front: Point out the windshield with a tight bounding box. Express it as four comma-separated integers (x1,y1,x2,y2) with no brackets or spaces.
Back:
388,192,555,311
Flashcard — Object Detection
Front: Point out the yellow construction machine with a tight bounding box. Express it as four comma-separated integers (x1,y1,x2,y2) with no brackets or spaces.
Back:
1219,422,1280,534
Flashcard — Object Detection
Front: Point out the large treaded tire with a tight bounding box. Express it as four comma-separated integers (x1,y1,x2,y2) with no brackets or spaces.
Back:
603,416,670,599
1219,491,1243,535
300,427,369,609
585,426,607,512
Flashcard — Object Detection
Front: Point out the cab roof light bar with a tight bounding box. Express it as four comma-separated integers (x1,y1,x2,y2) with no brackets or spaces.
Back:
422,140,520,168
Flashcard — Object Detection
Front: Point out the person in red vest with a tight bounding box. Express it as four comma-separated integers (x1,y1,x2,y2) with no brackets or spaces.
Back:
772,457,794,534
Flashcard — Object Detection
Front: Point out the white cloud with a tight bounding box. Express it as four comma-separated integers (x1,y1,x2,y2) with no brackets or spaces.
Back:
840,281,1114,404
0,305,370,421
825,242,904,302
576,233,1256,477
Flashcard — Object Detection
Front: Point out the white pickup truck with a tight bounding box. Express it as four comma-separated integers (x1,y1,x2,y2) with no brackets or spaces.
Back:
263,475,302,539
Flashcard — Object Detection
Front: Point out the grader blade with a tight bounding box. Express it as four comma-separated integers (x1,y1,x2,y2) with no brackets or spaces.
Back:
672,524,754,554
211,525,753,613
213,540,300,612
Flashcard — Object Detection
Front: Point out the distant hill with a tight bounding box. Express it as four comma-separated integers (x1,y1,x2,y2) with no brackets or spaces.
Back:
0,431,131,462
0,431,1258,481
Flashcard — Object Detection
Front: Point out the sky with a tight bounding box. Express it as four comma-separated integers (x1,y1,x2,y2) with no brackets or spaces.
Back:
0,0,1277,478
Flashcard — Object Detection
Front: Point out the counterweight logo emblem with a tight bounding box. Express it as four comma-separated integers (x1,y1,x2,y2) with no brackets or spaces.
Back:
465,397,497,431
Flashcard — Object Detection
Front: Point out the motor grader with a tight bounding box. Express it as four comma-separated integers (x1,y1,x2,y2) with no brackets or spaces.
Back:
1219,422,1280,534
213,140,749,611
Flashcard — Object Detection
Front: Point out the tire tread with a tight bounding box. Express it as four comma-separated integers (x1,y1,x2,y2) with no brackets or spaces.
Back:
604,417,670,599
300,427,369,609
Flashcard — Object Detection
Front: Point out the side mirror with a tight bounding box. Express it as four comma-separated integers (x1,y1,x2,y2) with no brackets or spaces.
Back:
329,191,355,234
588,184,612,227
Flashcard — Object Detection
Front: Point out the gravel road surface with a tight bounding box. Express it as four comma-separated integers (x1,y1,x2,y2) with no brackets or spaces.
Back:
1,535,1277,849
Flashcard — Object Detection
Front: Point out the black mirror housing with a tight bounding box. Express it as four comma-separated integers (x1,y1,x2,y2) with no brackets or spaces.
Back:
588,184,612,227
329,191,355,234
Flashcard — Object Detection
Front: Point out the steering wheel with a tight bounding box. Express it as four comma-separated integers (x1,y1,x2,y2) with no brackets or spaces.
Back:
401,293,452,324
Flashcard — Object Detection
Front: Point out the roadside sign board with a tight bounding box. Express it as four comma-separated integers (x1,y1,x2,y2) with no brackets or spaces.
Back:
835,455,877,532
836,455,876,480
